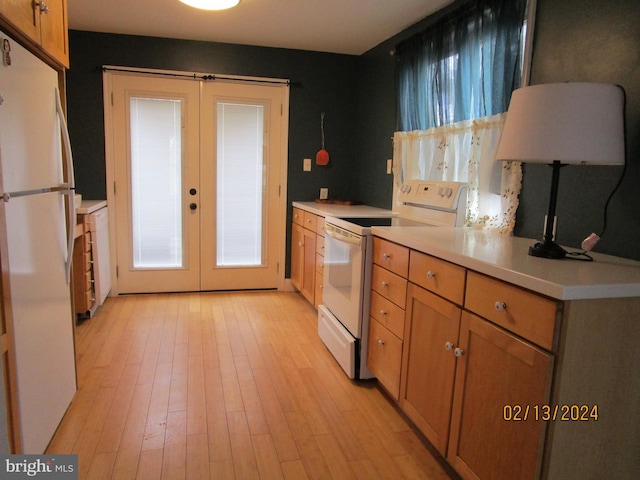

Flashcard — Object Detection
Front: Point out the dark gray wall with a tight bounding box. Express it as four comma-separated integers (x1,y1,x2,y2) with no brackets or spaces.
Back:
517,0,640,259
68,0,640,262
355,0,640,260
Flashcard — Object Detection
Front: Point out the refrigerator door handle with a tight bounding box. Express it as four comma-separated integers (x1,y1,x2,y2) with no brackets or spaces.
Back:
56,88,76,284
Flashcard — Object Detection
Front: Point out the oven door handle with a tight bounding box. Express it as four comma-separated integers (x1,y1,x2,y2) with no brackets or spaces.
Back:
325,227,363,247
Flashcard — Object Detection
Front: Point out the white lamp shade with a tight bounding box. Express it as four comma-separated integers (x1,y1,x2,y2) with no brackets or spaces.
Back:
495,83,625,165
179,0,240,10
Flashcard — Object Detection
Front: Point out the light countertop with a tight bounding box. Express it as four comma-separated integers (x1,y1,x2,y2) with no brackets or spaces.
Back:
77,199,107,214
293,201,394,218
371,226,640,301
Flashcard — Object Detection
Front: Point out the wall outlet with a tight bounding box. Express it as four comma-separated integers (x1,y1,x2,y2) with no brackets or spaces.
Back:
387,158,393,175
320,187,328,200
303,158,312,171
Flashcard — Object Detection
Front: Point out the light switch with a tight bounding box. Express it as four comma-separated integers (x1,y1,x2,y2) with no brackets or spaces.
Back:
387,159,393,174
320,188,328,200
303,158,312,171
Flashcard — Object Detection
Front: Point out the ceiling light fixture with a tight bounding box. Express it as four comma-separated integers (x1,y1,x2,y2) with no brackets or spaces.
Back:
179,0,240,11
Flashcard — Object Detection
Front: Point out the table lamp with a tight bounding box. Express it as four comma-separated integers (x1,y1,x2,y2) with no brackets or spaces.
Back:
495,82,625,259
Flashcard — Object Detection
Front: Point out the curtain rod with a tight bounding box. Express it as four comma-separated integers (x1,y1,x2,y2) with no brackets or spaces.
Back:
101,66,301,87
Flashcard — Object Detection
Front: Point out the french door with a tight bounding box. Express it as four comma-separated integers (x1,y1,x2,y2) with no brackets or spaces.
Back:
107,72,288,293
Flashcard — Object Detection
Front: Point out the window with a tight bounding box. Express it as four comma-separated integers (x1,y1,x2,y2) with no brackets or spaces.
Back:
396,0,530,131
393,0,533,233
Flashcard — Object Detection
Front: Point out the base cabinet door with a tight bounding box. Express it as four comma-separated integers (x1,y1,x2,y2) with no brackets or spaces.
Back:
447,312,553,480
400,283,461,455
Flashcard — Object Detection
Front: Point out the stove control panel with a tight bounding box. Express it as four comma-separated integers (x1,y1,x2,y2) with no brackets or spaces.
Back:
398,179,467,211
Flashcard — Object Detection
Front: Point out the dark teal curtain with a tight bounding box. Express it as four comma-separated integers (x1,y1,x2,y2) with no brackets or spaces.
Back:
396,0,528,131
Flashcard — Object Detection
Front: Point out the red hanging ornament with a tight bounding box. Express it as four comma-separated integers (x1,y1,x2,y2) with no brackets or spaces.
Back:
316,112,329,165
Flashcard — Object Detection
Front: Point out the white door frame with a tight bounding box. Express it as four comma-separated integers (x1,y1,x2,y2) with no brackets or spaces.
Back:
102,66,290,295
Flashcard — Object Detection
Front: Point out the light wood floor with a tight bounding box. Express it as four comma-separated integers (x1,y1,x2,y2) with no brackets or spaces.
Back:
48,291,456,480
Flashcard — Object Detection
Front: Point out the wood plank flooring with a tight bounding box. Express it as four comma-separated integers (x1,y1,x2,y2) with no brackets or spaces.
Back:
47,291,456,480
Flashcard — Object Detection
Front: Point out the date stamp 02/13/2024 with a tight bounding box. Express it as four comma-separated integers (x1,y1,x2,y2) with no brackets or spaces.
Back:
503,404,599,422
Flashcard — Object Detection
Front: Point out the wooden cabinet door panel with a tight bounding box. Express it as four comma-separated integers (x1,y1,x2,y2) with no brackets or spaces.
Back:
39,0,68,66
0,0,39,43
448,311,553,480
400,283,461,455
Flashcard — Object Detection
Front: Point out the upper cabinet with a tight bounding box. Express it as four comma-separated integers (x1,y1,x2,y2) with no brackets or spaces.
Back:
0,0,69,68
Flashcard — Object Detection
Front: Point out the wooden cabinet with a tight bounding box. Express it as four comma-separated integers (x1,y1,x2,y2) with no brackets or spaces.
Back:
367,238,409,400
370,234,560,479
72,216,94,317
448,311,552,480
401,283,461,454
0,0,69,67
290,207,320,306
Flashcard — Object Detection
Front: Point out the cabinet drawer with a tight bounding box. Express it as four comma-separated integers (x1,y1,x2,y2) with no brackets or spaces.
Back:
84,288,94,309
373,237,409,277
303,211,317,231
316,216,325,236
465,271,559,350
293,207,304,226
81,271,93,291
368,318,403,401
81,251,92,272
80,232,91,253
409,250,466,305
370,291,405,339
316,235,325,255
372,264,408,309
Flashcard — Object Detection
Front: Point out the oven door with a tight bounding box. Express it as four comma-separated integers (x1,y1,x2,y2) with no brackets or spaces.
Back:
322,223,366,338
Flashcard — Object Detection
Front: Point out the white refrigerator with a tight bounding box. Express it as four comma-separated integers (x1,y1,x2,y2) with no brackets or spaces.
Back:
0,30,77,453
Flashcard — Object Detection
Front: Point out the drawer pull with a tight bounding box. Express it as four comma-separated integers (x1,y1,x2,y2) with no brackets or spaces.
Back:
454,347,465,357
426,271,436,279
380,310,387,317
445,341,455,351
382,253,391,260
381,281,389,288
378,339,385,346
495,301,507,311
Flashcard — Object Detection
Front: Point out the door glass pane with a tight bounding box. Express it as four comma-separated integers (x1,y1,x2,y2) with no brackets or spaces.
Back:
216,103,265,266
130,97,183,268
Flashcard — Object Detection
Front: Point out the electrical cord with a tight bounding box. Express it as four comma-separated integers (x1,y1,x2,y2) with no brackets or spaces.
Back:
570,158,628,261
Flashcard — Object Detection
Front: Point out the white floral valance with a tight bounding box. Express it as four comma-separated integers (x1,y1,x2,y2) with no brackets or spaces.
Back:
393,113,522,233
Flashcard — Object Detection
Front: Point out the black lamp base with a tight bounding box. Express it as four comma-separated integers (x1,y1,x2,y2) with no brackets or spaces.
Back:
528,240,567,259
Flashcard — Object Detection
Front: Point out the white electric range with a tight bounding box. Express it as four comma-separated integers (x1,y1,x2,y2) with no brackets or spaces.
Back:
318,179,468,379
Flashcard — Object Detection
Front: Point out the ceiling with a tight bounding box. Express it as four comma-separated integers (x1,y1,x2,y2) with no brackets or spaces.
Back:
66,0,455,56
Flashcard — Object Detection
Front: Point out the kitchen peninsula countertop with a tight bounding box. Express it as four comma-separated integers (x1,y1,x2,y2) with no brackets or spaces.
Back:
371,226,640,301
293,201,394,218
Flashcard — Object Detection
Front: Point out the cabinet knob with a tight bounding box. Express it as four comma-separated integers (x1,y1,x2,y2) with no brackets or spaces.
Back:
445,341,455,351
381,281,389,288
426,271,436,279
35,1,49,13
298,241,304,247
378,339,385,346
380,310,387,317
454,347,465,357
495,301,507,311
382,253,391,261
